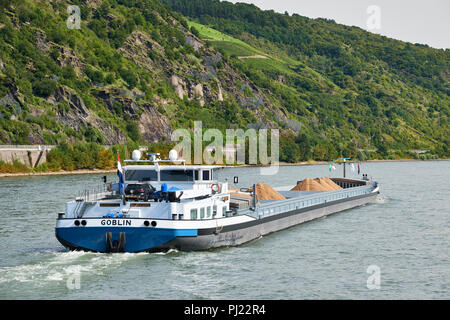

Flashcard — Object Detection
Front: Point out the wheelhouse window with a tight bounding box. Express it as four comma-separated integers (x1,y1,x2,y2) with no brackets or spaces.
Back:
207,206,211,218
200,208,205,219
190,209,198,220
125,170,157,182
160,170,194,181
202,170,210,181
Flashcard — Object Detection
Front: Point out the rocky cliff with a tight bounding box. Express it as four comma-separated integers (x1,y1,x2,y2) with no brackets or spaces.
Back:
0,0,282,146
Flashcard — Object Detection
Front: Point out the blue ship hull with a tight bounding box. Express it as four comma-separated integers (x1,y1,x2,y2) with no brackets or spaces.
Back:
55,226,198,253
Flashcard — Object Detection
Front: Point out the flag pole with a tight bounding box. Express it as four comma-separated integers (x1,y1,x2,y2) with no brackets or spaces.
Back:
344,159,346,178
337,158,350,178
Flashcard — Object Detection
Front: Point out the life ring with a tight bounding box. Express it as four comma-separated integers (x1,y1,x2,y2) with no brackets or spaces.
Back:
211,183,221,193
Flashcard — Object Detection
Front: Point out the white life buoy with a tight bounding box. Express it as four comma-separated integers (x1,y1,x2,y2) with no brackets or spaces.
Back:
211,184,221,193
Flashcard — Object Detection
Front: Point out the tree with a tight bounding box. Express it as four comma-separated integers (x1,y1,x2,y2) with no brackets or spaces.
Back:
126,121,141,142
119,68,138,89
343,142,357,159
280,136,300,163
97,148,114,169
190,26,200,37
32,79,57,97
85,66,104,83
294,133,312,161
312,144,327,161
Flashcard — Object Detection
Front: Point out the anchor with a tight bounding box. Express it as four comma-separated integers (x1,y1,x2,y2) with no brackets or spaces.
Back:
106,232,126,253
214,225,223,235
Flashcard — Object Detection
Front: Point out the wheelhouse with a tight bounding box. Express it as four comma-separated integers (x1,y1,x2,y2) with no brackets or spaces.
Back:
123,165,219,184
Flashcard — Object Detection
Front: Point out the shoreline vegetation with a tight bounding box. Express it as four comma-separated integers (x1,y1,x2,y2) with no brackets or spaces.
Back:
0,141,446,178
1,158,448,178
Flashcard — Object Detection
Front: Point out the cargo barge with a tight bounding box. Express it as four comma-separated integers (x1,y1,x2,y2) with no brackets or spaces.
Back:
55,151,379,252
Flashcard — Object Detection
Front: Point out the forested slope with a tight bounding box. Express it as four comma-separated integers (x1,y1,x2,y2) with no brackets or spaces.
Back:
0,0,448,169
163,0,450,160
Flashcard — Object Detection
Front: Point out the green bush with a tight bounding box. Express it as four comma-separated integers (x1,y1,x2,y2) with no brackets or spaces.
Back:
33,162,49,173
48,28,67,45
190,26,200,37
0,160,31,173
1,120,30,144
32,79,57,97
119,68,138,89
45,143,114,171
62,66,76,81
85,66,104,83
83,126,105,144
280,136,300,163
126,121,141,142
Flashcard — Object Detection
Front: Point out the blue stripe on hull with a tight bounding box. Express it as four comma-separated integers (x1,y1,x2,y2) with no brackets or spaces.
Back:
55,227,197,252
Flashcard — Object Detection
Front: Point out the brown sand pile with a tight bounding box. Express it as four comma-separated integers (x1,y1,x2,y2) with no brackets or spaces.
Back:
290,178,328,191
255,183,286,200
314,177,342,190
229,184,285,201
322,177,342,190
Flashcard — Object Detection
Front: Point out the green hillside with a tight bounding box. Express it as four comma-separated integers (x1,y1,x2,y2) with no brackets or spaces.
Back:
163,0,450,161
0,0,448,172
0,0,268,147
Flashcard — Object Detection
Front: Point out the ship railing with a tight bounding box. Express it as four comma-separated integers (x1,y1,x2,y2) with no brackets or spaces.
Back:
242,183,376,219
75,183,119,202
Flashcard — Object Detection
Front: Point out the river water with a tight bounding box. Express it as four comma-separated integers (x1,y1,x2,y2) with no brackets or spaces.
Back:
0,161,448,299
